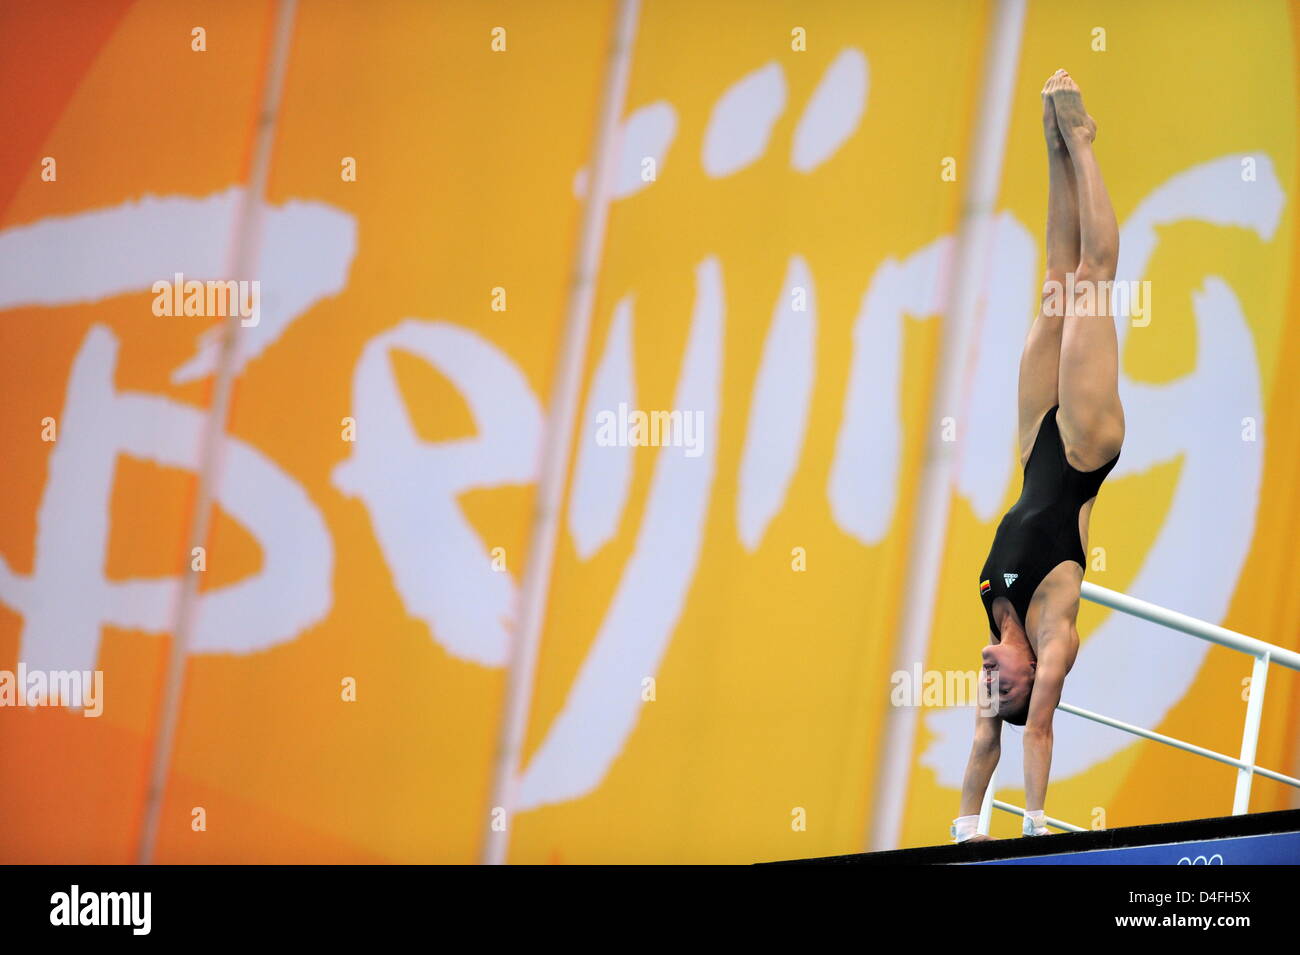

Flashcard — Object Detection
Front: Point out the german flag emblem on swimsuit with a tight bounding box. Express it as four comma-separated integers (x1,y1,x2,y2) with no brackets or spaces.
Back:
980,579,991,597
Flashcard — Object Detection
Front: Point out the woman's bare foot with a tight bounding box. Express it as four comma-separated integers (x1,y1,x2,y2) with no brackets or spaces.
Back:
1041,72,1067,153
1046,69,1096,147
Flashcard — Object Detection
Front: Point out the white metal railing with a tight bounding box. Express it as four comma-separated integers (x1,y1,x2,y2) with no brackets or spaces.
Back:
977,582,1300,836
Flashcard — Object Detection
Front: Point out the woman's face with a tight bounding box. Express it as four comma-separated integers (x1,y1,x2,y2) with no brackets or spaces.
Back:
982,643,1035,722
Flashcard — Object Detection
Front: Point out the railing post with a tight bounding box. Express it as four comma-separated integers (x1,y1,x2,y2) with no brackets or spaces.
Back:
978,765,997,835
1232,653,1270,815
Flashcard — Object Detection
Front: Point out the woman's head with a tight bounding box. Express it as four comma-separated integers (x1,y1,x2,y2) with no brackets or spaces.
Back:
982,642,1036,725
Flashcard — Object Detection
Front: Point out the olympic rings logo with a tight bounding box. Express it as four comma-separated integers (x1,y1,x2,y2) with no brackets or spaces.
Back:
1177,854,1224,865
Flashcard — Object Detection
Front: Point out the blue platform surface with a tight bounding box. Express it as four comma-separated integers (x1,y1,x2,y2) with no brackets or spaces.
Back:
765,807,1300,865
972,829,1300,865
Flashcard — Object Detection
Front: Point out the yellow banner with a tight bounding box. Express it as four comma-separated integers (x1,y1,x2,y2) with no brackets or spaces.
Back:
1,0,1296,864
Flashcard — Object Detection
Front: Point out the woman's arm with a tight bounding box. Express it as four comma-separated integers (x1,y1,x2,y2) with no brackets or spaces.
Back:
1021,642,1070,816
958,706,1002,817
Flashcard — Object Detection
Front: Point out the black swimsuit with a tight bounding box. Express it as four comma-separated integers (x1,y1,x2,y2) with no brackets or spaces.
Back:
979,406,1119,637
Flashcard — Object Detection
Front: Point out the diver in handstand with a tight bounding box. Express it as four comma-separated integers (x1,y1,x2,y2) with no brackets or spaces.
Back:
953,70,1125,842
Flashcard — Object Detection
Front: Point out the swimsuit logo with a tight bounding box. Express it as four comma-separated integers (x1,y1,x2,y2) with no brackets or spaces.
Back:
980,579,991,596
1004,573,1018,587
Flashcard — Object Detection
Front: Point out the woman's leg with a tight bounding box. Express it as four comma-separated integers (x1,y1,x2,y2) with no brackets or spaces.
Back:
1050,72,1125,466
1016,72,1081,463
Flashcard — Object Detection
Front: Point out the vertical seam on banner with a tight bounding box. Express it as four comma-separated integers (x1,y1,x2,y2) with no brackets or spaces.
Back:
136,0,299,865
481,0,642,866
867,0,1027,852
